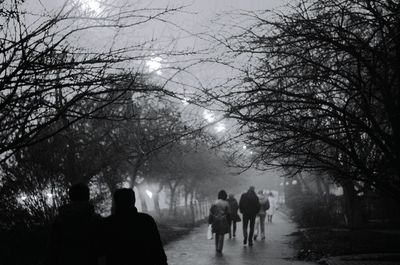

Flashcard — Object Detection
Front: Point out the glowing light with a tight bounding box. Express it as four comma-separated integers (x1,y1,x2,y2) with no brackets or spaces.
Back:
215,123,226,133
285,181,289,186
181,98,189,105
20,195,27,201
46,193,53,198
145,190,153,199
243,145,247,150
79,0,102,13
203,110,215,123
146,57,163,75
292,180,298,185
279,182,284,186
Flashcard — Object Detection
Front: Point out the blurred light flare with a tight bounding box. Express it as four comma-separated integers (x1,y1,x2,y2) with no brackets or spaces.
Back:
215,123,226,133
203,110,215,123
145,189,153,198
78,0,102,13
146,57,163,75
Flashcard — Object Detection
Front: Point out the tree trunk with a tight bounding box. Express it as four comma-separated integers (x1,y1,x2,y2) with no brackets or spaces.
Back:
342,179,363,228
189,191,196,224
153,184,163,218
168,184,176,216
136,185,148,212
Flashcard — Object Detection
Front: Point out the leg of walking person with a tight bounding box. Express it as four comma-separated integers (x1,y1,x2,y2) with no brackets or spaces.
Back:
242,214,249,245
254,215,259,240
260,214,266,239
227,218,232,239
217,233,224,252
232,221,236,237
248,215,256,246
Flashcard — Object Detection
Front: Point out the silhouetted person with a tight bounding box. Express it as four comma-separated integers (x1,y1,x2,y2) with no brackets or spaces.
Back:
47,183,102,265
227,193,240,238
209,190,230,254
239,186,260,246
104,188,168,265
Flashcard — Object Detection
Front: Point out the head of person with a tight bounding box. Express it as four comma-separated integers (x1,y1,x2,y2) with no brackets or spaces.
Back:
249,186,255,193
68,183,90,202
269,191,274,197
257,190,264,195
228,193,235,199
218,190,228,200
113,188,136,214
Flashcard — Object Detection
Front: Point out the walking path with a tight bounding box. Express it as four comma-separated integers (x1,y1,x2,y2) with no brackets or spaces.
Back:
164,212,316,265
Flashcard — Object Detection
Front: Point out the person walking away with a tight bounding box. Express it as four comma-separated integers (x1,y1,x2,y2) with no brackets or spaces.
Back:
267,191,277,223
254,190,269,240
239,186,260,246
103,188,168,265
209,190,230,254
47,183,102,265
227,194,240,238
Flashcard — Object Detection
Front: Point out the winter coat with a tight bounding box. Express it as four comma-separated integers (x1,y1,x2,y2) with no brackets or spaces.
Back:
239,190,260,217
47,202,102,265
227,197,241,222
209,199,230,234
266,196,277,215
103,206,168,265
257,194,270,217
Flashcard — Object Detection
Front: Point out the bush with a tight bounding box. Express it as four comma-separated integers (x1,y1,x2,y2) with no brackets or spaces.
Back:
288,193,343,227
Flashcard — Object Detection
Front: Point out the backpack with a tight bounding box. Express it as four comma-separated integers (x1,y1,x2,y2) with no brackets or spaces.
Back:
262,199,270,211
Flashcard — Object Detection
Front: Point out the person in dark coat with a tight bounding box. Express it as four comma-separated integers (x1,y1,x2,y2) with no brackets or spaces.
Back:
103,188,168,265
47,183,102,265
239,186,260,246
209,190,230,254
227,193,240,238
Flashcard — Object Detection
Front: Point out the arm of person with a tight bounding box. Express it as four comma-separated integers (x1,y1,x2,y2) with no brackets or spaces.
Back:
148,217,168,265
239,194,244,213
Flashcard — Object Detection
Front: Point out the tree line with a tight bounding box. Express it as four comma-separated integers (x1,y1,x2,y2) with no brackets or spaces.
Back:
201,0,400,226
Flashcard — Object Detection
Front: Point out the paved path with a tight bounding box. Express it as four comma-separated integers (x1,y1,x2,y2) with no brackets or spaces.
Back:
164,212,316,265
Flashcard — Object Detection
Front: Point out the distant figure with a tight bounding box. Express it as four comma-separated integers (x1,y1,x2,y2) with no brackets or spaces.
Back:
227,194,240,239
267,191,277,223
209,190,230,254
103,188,168,265
239,186,260,246
47,183,101,265
254,190,270,240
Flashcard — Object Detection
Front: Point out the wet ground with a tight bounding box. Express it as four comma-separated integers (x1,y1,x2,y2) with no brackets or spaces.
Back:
164,212,316,265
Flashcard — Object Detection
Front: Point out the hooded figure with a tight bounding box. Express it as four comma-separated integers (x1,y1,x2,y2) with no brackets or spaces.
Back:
103,188,168,265
47,183,102,265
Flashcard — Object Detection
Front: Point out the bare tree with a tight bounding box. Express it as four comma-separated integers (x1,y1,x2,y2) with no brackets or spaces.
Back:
204,0,400,201
0,0,183,159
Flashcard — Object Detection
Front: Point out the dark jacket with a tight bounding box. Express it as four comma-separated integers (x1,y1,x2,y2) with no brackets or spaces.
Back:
227,197,240,221
103,206,168,265
48,202,102,265
209,199,230,234
239,190,260,216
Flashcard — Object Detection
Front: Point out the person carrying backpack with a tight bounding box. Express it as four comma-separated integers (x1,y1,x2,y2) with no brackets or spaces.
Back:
209,190,230,254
